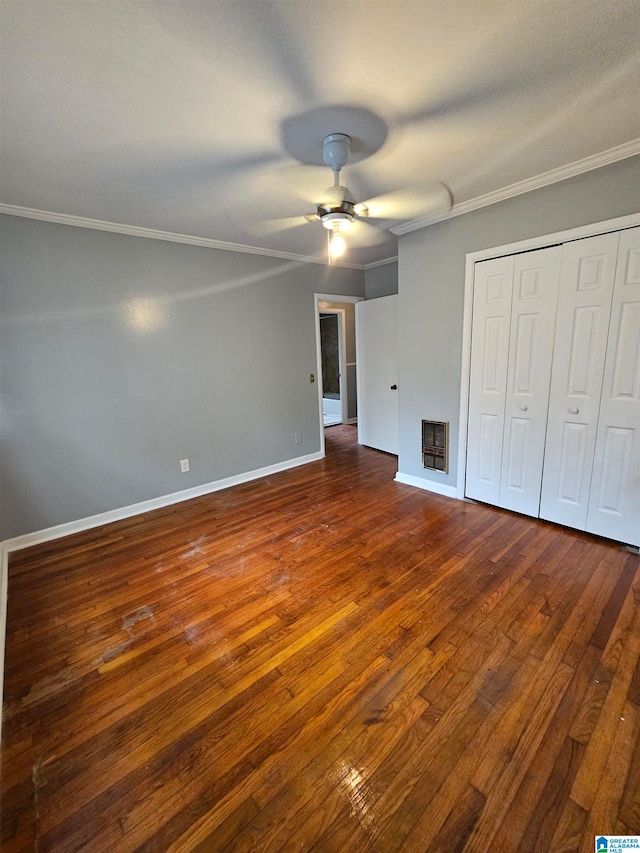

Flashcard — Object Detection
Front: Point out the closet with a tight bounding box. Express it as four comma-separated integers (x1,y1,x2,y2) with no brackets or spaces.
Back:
465,225,639,547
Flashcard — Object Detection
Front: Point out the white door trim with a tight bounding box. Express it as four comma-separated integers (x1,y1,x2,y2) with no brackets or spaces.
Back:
314,293,364,457
456,212,640,500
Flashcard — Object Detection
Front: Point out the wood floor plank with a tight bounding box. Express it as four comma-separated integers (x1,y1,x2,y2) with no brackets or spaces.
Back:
490,641,600,853
549,798,589,853
2,425,638,853
311,635,517,853
577,699,640,853
427,784,486,853
570,569,640,812
461,660,574,851
619,703,640,829
515,735,587,853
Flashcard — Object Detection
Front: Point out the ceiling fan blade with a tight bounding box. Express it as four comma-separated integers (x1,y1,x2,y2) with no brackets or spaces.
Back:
239,215,311,238
360,181,453,221
228,163,327,228
82,143,286,204
250,163,328,208
347,219,389,247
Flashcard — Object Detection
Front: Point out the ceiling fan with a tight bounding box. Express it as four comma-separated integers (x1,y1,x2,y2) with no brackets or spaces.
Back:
300,132,453,263
236,130,453,263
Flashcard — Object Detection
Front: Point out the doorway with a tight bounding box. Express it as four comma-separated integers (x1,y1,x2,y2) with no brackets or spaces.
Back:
319,311,346,427
314,293,364,457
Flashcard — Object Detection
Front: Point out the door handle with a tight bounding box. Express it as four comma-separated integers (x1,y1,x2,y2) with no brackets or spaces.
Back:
390,384,398,390
568,407,579,414
519,404,528,411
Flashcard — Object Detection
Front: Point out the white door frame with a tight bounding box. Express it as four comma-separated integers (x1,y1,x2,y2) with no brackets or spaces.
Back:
314,293,364,457
456,212,640,500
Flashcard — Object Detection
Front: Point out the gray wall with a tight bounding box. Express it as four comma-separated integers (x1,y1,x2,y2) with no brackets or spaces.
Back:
365,261,398,299
398,155,640,490
0,217,364,539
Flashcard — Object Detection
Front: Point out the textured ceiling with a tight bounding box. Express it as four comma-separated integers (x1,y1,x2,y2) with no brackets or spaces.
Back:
1,0,639,266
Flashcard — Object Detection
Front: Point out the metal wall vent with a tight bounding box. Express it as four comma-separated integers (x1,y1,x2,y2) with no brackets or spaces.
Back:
422,420,449,472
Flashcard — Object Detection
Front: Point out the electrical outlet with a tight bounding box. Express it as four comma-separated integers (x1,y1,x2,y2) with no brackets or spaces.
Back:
295,432,302,445
180,458,190,473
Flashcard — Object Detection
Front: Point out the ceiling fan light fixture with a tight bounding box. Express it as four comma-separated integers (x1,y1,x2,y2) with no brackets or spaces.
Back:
325,214,350,263
330,228,347,258
321,211,353,230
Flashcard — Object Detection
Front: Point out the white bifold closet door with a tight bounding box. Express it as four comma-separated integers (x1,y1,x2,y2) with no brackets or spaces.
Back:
467,225,639,546
466,246,561,516
539,232,620,530
585,226,640,545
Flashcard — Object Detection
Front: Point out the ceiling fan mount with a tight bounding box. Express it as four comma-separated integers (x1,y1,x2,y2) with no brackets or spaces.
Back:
321,133,351,172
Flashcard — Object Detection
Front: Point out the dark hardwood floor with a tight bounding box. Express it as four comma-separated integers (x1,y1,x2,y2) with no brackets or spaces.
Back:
2,424,639,852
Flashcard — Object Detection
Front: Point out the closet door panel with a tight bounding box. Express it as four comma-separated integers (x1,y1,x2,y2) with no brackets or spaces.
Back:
499,246,561,516
586,226,640,546
540,232,620,530
465,256,514,504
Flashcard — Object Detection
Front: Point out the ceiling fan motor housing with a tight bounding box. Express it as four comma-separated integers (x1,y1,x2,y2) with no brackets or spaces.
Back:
317,182,356,225
318,200,356,225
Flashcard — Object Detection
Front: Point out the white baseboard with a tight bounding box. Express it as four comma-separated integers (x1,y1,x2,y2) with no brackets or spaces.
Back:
2,451,323,555
394,471,459,499
0,544,8,746
347,418,358,425
0,449,324,746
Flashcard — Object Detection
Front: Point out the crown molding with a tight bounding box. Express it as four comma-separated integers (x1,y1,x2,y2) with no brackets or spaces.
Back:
6,137,636,264
0,203,367,270
392,139,640,236
364,255,398,270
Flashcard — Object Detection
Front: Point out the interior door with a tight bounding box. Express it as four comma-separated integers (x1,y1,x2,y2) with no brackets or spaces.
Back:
356,295,398,455
498,246,562,516
586,226,640,546
539,232,620,530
